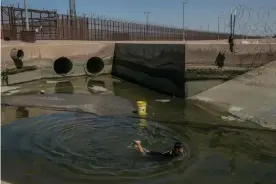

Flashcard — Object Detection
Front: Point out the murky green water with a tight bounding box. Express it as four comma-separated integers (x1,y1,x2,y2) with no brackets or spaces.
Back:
1,76,276,184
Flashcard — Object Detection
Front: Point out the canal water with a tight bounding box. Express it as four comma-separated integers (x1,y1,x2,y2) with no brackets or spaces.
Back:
1,76,276,184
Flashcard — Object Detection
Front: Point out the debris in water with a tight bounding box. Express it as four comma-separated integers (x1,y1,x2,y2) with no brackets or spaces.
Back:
155,99,170,103
88,85,107,94
229,106,243,112
221,115,244,122
46,80,68,84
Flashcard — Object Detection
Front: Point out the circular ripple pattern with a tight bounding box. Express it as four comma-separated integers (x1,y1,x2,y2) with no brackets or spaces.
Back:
1,112,192,179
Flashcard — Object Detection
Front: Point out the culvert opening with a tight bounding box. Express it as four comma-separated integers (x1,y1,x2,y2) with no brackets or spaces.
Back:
86,57,104,75
10,48,24,60
54,57,73,75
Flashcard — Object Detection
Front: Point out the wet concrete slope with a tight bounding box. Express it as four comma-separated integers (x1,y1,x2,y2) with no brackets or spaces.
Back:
112,43,186,97
189,60,276,129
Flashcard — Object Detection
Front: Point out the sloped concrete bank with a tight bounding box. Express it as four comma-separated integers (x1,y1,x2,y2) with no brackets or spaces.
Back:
189,60,276,129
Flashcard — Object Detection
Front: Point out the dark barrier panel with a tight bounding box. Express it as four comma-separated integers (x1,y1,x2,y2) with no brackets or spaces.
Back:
112,43,186,98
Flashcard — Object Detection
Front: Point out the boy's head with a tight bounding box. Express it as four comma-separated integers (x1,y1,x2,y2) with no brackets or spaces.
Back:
173,142,184,154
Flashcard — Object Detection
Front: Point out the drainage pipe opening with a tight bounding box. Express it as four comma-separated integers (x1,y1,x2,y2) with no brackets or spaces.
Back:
10,49,25,69
53,57,73,75
10,48,24,60
85,57,104,75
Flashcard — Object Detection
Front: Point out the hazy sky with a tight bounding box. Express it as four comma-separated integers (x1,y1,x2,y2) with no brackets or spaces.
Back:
2,0,276,35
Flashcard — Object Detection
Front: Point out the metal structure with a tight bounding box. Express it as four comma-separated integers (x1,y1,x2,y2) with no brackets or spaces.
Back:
217,16,220,40
144,11,150,37
24,0,29,30
69,0,76,17
1,6,58,40
217,13,223,40
1,6,257,41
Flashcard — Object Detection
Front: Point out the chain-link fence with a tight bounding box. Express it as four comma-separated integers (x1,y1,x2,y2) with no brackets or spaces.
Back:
1,5,261,41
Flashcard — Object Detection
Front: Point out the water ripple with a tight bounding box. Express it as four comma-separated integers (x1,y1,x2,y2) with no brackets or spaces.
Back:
1,112,192,179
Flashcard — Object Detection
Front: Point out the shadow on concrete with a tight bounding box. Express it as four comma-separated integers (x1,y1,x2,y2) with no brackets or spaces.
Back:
13,58,24,69
215,52,225,68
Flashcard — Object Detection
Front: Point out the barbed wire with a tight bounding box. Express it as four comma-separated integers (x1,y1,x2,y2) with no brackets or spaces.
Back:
223,5,276,37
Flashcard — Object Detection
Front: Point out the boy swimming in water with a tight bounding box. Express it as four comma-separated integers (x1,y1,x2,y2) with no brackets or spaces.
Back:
134,140,185,158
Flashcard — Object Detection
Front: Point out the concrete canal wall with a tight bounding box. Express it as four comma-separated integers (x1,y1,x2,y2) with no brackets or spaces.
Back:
1,39,276,97
1,41,115,77
112,43,186,97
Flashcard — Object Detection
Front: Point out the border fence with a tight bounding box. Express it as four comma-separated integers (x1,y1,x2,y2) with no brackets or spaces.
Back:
1,6,258,41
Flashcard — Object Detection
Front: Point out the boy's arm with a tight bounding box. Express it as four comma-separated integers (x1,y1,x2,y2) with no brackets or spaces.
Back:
134,140,145,153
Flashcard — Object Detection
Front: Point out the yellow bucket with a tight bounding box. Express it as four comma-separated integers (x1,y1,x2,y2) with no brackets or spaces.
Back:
136,101,147,116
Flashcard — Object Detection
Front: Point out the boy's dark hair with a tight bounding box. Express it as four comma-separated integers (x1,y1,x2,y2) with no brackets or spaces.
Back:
174,142,184,149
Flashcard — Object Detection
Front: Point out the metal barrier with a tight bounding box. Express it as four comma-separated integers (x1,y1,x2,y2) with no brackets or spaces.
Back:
1,6,256,41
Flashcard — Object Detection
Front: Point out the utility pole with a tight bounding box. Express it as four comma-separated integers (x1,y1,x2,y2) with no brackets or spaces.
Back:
69,0,76,17
217,13,223,40
144,11,150,26
207,24,210,39
144,11,150,39
217,16,220,40
24,0,29,30
182,1,188,41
